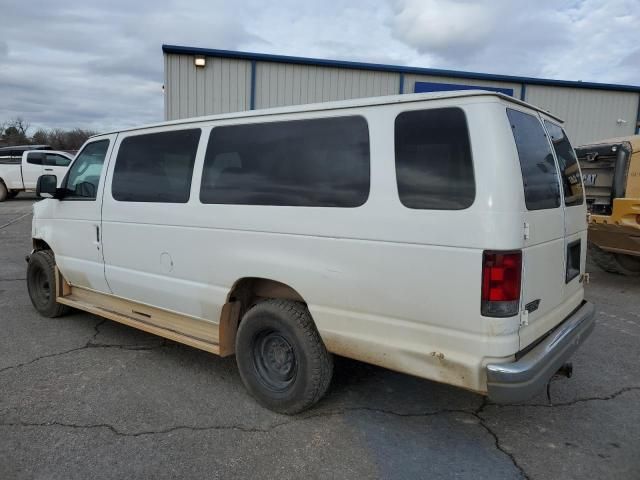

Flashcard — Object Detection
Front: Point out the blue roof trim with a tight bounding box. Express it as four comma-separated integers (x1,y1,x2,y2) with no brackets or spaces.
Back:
162,44,640,94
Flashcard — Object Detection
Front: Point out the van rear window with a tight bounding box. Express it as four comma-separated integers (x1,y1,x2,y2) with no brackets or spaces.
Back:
394,108,475,210
544,121,584,207
507,109,560,210
200,116,370,207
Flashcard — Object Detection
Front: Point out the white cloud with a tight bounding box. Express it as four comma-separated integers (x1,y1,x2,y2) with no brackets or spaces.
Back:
389,0,499,55
0,0,638,132
387,0,640,83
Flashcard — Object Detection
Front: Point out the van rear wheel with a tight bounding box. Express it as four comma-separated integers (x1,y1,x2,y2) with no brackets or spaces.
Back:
27,250,71,317
588,243,640,276
235,299,333,414
0,183,7,202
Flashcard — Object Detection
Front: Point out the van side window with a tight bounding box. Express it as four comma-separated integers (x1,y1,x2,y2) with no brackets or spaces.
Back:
544,121,584,207
112,129,201,203
200,116,370,207
507,109,560,210
394,108,475,210
64,140,110,200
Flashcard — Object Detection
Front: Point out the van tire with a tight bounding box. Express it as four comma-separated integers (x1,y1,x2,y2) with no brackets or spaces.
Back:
235,299,333,414
0,182,7,202
588,243,640,277
27,250,71,317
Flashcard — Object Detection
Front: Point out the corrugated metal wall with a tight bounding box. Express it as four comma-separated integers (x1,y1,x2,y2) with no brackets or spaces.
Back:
525,86,639,145
164,53,252,120
254,62,398,108
164,54,398,118
164,52,640,145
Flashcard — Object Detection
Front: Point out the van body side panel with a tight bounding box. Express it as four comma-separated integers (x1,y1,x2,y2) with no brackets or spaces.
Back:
30,93,592,399
98,99,527,393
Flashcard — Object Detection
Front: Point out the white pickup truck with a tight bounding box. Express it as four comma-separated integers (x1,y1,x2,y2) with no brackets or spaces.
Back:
0,148,73,201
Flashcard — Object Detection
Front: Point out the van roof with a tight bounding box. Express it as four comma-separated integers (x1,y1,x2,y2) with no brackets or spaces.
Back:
96,90,562,137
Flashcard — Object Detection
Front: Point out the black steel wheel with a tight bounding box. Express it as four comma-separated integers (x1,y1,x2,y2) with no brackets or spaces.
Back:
27,250,70,317
251,329,298,392
235,299,333,414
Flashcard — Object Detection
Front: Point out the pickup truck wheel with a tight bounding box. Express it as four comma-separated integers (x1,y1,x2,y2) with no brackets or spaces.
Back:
588,243,640,276
27,250,71,317
0,182,7,202
235,299,333,414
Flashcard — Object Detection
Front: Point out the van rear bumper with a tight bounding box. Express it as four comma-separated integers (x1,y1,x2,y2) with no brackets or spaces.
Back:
486,301,595,404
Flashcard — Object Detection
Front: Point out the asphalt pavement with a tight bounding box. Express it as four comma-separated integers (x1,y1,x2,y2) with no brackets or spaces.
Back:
1,194,639,479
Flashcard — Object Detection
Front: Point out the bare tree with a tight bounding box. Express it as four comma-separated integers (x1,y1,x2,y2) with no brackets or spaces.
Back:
31,128,49,146
1,118,31,145
11,117,30,136
0,117,97,150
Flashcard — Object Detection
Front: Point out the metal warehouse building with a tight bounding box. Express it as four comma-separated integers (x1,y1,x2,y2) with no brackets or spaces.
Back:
162,44,640,145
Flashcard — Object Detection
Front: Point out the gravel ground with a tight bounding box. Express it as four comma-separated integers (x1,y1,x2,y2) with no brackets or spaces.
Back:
1,194,639,479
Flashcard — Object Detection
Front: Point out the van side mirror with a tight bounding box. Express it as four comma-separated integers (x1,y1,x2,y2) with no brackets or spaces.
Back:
36,174,58,198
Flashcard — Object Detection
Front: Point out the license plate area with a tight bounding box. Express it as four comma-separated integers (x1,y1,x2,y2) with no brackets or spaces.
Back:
566,240,581,283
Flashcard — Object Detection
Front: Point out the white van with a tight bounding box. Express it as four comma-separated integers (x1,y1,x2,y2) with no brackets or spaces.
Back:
28,91,595,413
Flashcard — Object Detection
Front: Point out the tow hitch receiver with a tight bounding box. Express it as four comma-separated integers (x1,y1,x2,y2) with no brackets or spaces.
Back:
546,362,573,401
554,362,573,379
486,301,595,404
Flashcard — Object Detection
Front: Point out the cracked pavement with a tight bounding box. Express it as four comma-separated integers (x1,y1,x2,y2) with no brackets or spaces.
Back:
1,195,639,479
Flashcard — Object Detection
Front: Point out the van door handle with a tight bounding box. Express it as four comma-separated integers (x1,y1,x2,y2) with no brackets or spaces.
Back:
44,168,53,171
95,225,100,243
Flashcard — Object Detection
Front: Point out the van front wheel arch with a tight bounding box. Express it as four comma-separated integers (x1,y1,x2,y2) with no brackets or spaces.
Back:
235,299,333,414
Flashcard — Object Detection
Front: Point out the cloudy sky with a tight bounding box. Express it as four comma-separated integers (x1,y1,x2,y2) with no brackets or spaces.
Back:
1,0,638,132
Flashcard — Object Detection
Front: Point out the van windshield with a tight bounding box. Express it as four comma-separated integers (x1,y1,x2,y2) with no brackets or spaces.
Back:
507,109,560,211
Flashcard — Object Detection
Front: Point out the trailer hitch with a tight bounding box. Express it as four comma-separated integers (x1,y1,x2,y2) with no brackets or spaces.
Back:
546,362,573,403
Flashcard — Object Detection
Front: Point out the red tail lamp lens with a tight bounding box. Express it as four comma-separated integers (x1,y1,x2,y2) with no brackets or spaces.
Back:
481,251,522,317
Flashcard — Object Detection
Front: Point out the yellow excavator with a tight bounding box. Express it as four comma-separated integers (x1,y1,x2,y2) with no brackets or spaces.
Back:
576,135,640,276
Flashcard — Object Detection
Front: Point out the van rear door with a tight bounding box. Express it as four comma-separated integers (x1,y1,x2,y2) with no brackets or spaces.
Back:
542,119,587,306
506,108,578,350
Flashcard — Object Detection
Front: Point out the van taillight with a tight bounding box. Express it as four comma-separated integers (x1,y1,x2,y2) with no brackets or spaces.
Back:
481,251,522,317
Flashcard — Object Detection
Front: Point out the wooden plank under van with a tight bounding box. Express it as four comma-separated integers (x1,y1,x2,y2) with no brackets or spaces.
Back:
55,267,239,356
